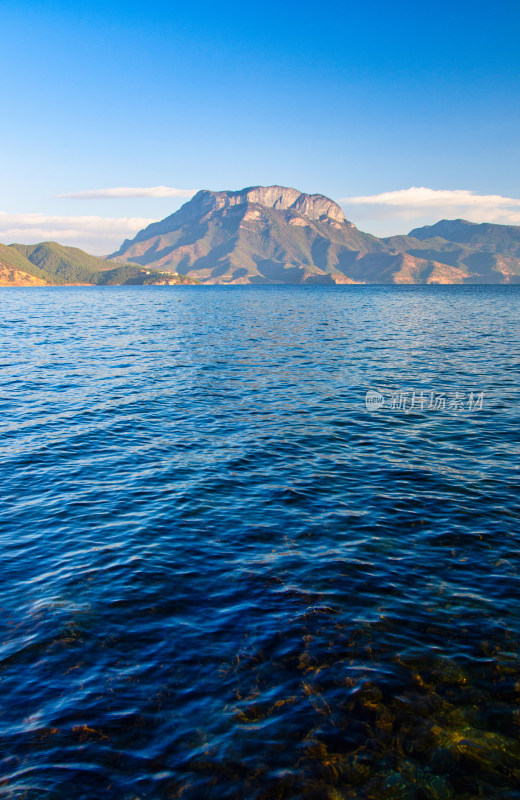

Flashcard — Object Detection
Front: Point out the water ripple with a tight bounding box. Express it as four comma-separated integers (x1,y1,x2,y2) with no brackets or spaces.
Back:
1,285,519,799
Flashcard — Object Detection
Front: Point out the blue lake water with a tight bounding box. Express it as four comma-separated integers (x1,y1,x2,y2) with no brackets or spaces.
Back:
1,285,520,799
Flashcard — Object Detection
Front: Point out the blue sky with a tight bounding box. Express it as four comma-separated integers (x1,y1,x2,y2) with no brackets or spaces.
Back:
1,0,520,252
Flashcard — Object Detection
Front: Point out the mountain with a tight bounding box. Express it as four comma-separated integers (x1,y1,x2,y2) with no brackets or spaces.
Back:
109,185,389,284
109,186,520,284
0,241,199,286
3,190,520,287
397,220,520,282
410,219,520,256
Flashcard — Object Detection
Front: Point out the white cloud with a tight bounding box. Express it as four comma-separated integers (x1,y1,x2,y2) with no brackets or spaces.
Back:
0,212,156,254
339,187,520,229
57,186,195,200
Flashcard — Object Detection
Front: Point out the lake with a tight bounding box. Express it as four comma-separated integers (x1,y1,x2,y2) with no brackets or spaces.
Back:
1,285,520,799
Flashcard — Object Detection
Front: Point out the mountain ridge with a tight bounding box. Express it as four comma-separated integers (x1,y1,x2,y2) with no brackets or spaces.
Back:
109,185,520,284
3,187,520,286
409,219,520,257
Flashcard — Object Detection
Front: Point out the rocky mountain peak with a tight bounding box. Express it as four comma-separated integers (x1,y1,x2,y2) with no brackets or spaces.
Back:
116,186,352,250
190,185,348,224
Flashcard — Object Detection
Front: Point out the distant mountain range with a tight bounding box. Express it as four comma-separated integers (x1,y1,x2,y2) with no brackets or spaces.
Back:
2,186,520,286
109,186,520,284
0,241,198,286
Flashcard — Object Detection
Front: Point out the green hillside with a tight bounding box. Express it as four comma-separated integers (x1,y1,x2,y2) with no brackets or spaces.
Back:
95,265,199,285
0,243,53,282
2,241,198,286
11,241,115,284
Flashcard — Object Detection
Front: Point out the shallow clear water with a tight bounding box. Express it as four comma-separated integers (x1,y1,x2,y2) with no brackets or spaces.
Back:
1,285,520,800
